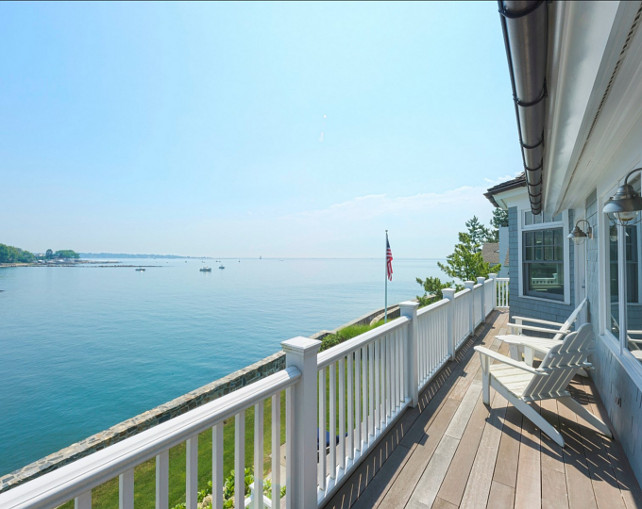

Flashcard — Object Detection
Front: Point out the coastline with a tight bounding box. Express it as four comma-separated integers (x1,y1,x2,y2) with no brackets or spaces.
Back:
0,261,160,268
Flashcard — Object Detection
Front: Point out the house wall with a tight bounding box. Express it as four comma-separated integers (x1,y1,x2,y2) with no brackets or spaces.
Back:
508,206,576,325
498,226,509,278
585,190,642,485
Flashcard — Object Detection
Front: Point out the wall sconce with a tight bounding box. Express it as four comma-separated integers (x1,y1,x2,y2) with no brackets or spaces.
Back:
603,167,642,225
568,219,593,244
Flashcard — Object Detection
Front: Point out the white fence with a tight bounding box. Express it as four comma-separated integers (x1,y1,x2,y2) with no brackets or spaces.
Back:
0,275,508,509
495,277,509,308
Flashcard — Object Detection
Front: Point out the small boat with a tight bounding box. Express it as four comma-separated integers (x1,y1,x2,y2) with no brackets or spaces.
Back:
135,268,145,272
218,265,225,270
200,267,212,272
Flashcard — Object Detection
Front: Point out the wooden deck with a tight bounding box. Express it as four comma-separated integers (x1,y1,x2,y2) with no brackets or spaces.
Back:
321,310,642,509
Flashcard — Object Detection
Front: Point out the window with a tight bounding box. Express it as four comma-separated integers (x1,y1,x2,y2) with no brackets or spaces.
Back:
605,174,642,357
523,228,565,300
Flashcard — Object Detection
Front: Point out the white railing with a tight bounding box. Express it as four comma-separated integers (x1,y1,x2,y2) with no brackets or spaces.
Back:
315,318,410,503
0,275,509,509
416,299,450,388
483,277,495,316
495,277,509,308
0,366,300,509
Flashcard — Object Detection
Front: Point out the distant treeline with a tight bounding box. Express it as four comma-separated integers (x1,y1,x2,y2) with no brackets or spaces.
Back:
0,244,79,263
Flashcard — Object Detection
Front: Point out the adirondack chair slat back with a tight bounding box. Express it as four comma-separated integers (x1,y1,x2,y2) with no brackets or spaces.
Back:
551,298,587,342
523,324,594,399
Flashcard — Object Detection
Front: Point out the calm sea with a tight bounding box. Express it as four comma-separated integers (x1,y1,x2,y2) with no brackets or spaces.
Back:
0,257,444,476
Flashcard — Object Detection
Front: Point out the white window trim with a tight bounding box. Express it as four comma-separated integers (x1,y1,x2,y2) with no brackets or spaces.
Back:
597,188,642,384
518,209,570,304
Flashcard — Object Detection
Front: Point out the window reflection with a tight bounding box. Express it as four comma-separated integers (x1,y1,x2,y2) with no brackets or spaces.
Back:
608,176,642,357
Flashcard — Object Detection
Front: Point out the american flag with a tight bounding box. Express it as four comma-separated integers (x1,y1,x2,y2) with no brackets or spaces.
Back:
386,236,393,281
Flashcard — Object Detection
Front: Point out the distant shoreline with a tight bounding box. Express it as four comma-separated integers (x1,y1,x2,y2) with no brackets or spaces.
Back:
0,261,161,269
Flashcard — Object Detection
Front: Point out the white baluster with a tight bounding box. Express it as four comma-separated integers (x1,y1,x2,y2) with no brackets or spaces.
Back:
254,400,264,509
368,343,374,441
347,353,354,461
271,393,281,509
354,348,361,453
235,412,245,509
119,468,134,509
74,491,91,509
156,450,169,509
338,357,345,471
212,424,224,509
318,369,326,489
329,361,336,478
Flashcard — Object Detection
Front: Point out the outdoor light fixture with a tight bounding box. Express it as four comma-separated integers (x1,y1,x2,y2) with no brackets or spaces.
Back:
568,219,592,244
603,167,642,225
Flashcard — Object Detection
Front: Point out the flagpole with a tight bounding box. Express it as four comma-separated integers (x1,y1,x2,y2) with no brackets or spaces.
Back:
385,230,388,323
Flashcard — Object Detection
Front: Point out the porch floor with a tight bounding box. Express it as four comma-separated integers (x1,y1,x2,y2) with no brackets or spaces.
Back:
321,310,642,509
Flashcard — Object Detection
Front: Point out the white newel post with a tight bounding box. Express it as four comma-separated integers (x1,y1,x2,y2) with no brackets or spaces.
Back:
464,281,475,337
281,336,321,509
400,301,419,407
477,277,485,325
443,289,456,360
488,273,497,312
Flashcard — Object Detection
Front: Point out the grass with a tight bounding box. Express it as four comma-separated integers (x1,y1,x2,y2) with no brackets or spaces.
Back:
58,319,386,508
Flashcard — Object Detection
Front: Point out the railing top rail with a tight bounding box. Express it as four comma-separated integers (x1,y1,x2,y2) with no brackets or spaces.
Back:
474,283,482,289
317,316,410,369
417,298,448,317
0,366,301,509
496,277,509,282
454,287,471,299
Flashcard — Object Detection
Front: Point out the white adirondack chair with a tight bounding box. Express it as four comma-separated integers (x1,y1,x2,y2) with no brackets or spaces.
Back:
475,324,611,447
497,298,587,365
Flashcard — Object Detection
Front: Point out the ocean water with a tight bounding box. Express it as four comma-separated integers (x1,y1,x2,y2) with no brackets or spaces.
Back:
0,257,444,476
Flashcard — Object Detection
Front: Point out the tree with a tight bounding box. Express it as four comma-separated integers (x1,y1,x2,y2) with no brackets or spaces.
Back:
491,208,508,229
485,208,508,242
416,276,460,307
0,243,35,263
437,217,501,282
45,249,53,259
54,249,80,259
464,216,493,247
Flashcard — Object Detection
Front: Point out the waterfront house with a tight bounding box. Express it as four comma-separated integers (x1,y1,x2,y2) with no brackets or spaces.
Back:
3,1,642,507
486,0,642,490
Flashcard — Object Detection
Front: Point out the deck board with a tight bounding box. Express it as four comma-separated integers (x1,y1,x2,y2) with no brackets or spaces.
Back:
320,311,642,509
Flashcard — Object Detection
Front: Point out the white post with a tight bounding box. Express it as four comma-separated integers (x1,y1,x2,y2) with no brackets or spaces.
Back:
477,276,486,325
488,273,497,311
464,281,475,337
281,336,321,509
400,301,419,407
443,288,456,360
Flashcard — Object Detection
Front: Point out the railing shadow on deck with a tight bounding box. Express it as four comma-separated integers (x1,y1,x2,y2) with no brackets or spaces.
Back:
480,371,641,496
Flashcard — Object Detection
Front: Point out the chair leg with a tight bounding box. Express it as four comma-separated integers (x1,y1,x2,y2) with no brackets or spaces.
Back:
479,354,490,405
490,381,566,447
510,397,565,447
558,396,612,438
508,343,523,361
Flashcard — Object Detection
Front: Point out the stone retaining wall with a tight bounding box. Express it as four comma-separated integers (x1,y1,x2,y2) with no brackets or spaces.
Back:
0,303,408,492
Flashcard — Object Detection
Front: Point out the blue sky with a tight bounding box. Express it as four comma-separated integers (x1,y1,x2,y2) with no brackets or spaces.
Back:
2,2,520,258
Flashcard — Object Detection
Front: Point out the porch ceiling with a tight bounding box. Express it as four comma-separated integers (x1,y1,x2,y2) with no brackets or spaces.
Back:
543,1,642,214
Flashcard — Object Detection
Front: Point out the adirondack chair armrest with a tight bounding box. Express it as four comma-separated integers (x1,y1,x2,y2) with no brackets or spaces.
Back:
474,346,547,375
508,323,571,335
511,316,566,328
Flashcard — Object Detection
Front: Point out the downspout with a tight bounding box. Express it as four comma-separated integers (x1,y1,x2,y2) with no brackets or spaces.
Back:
499,0,548,215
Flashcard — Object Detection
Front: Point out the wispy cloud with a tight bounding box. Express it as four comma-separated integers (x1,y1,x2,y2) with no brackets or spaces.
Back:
286,186,490,222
